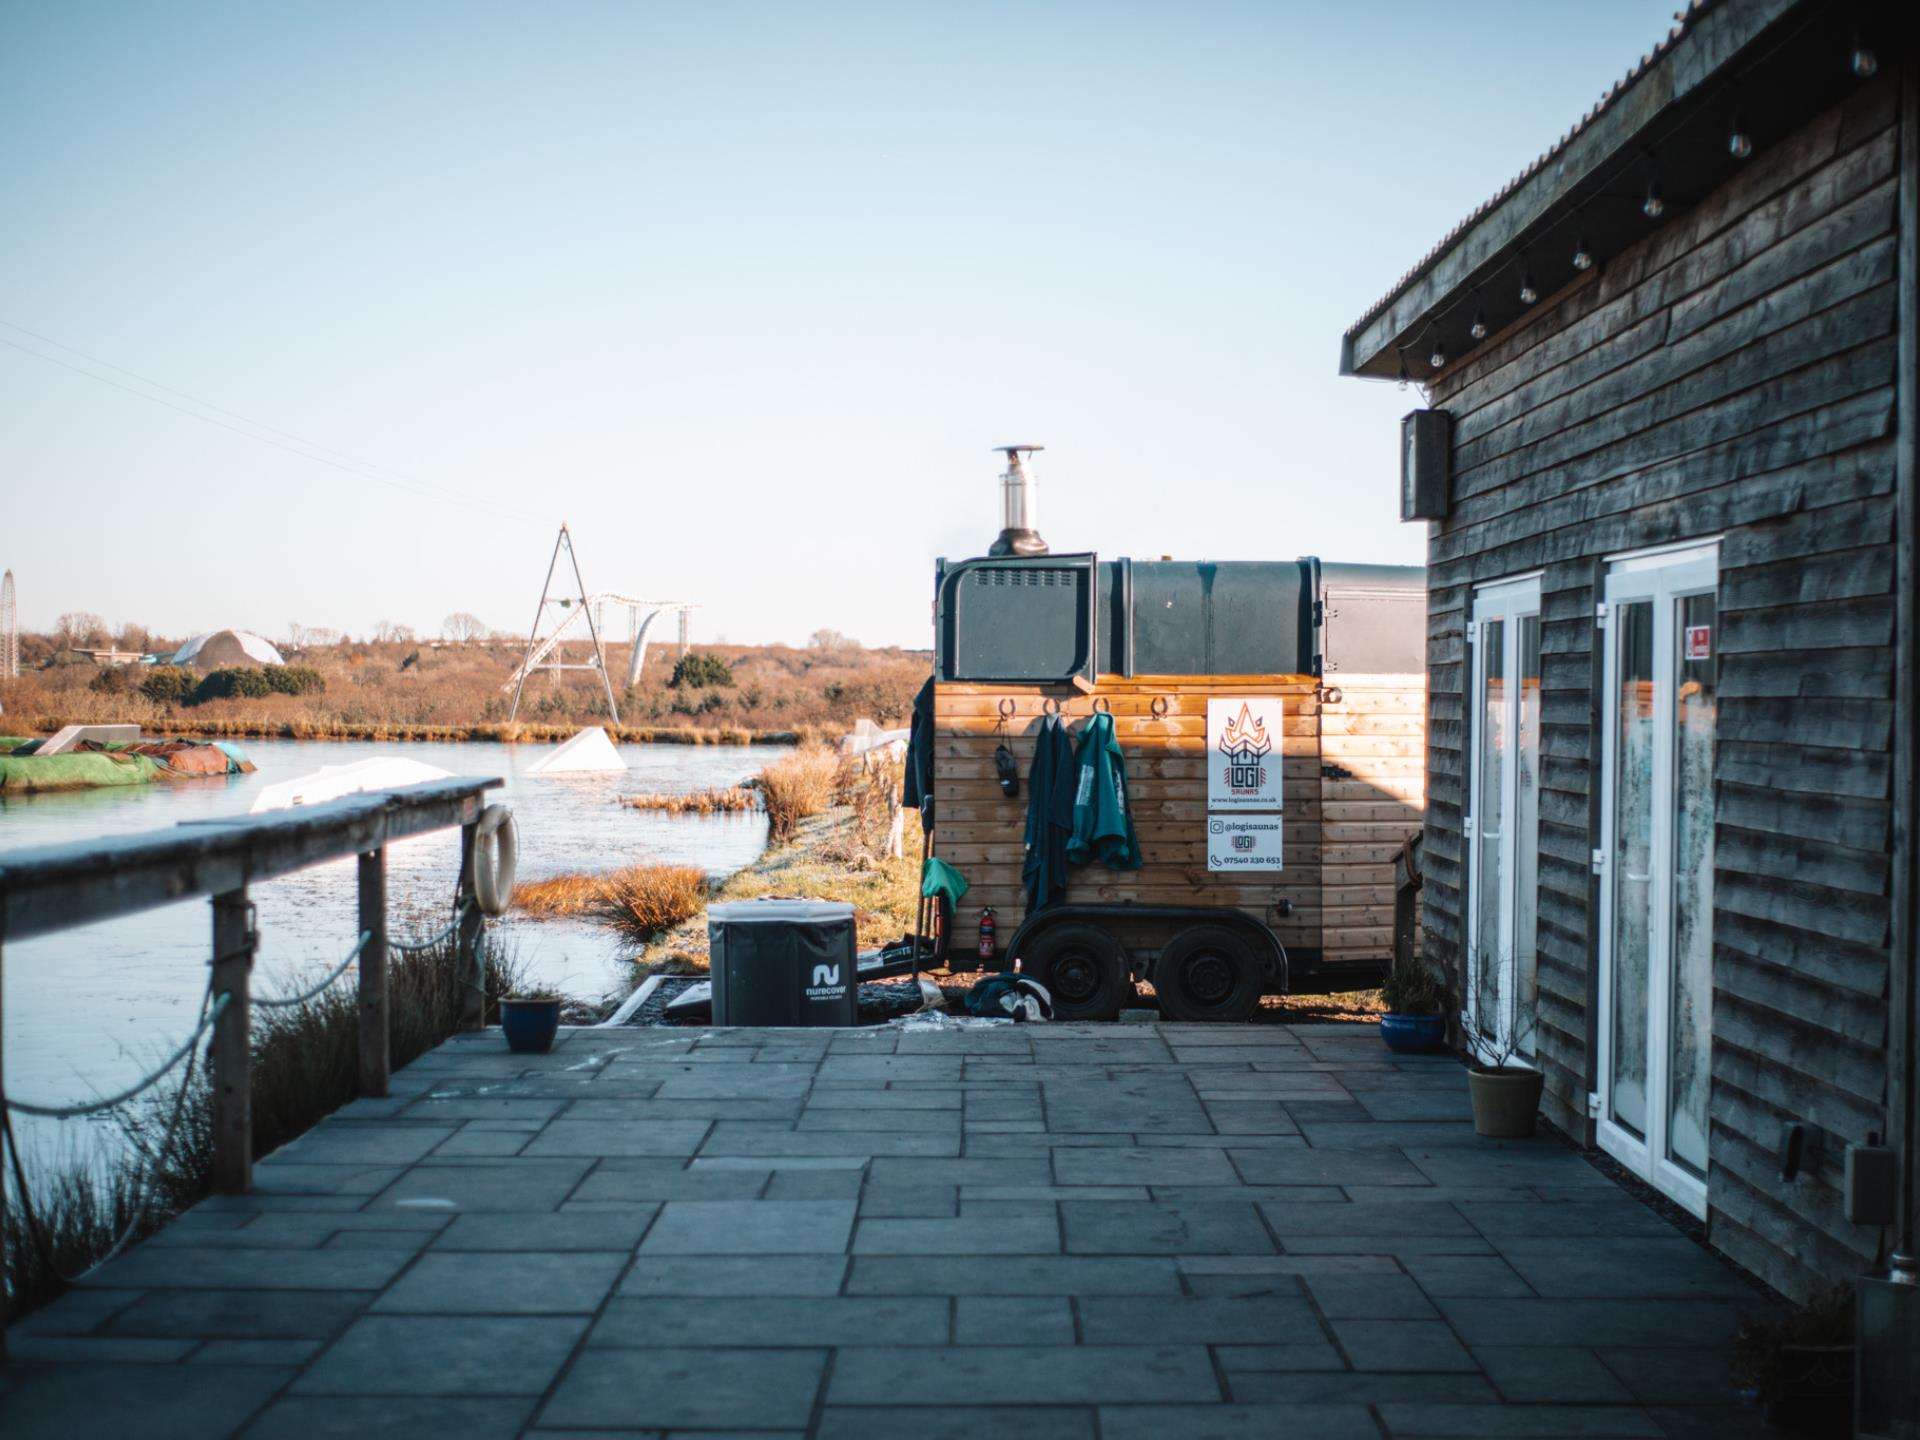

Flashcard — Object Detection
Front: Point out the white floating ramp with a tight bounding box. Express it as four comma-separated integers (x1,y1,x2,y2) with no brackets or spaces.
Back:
527,726,625,775
248,757,455,814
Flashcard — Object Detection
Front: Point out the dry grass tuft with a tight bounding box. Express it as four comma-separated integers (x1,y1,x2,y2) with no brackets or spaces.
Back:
514,865,708,941
623,786,758,815
758,744,840,846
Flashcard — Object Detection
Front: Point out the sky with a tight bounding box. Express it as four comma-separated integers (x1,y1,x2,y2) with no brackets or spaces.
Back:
1,0,1681,649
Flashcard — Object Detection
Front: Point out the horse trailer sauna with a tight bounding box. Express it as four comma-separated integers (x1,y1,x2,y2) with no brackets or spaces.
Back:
926,551,1428,1022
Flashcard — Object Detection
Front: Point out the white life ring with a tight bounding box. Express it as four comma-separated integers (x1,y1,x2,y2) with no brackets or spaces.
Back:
472,804,518,916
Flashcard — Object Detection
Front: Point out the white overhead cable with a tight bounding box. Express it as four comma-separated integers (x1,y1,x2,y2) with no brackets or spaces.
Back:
0,319,542,523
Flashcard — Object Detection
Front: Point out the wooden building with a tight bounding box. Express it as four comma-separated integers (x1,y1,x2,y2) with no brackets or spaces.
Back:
1341,0,1917,1312
924,554,1426,1019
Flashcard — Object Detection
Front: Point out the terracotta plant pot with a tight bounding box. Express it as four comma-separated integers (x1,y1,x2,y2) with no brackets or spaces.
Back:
1468,1065,1544,1137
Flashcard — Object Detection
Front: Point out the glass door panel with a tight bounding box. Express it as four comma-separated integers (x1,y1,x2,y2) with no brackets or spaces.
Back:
1466,579,1540,1064
1597,542,1716,1220
1474,618,1507,1031
1610,601,1656,1138
1515,615,1541,1056
1668,593,1716,1176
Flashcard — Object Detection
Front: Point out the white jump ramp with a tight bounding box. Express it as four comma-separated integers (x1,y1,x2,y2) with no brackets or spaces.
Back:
248,757,454,813
527,726,625,775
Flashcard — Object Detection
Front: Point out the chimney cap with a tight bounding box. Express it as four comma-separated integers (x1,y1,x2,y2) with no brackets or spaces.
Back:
992,445,1045,458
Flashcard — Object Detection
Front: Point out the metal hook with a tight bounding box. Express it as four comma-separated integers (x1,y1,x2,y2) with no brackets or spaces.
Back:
996,697,1016,725
1042,696,1062,717
1149,696,1170,720
1091,696,1112,716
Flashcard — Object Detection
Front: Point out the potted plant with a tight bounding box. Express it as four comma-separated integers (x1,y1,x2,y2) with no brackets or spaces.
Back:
499,990,563,1054
1731,1287,1854,1432
1378,956,1449,1053
1459,950,1543,1137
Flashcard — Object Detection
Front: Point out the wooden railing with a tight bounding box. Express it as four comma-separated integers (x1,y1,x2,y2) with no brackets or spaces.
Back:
0,777,501,1353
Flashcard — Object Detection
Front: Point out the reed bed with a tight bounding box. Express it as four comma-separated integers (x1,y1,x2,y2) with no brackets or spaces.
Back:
513,864,708,941
3,929,524,1327
623,786,759,815
758,743,840,846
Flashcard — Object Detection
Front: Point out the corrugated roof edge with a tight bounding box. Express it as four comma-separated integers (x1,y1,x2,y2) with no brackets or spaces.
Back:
1341,0,1727,351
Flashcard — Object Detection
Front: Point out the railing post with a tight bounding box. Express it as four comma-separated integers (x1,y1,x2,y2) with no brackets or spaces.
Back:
1,933,8,1366
456,817,485,1031
210,888,255,1194
357,848,390,1097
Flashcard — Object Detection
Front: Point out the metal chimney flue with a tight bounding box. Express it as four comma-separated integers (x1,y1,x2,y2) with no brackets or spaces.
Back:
988,445,1049,557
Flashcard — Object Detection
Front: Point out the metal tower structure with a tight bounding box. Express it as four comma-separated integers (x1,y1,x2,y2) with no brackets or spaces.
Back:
505,528,700,724
508,526,623,725
1,569,16,679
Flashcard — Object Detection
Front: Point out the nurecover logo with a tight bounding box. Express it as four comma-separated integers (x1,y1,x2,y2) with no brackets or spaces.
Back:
805,962,846,1003
1217,701,1272,794
811,964,840,988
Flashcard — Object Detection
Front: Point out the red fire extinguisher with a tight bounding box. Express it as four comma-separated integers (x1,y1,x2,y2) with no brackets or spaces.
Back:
977,906,997,962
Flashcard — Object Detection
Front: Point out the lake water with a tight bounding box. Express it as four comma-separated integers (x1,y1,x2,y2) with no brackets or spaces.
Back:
0,737,781,1167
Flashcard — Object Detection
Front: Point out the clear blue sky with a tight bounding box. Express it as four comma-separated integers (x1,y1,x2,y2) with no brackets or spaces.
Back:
1,0,1677,648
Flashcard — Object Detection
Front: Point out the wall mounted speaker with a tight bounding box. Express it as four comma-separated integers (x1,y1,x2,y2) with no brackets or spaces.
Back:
1401,409,1451,521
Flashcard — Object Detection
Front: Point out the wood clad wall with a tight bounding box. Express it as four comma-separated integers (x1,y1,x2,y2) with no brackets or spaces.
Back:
1424,79,1902,1303
934,679,1323,957
932,676,1425,974
1320,677,1428,961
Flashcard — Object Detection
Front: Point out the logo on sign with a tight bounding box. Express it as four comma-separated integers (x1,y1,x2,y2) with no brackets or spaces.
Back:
811,965,840,988
1685,625,1711,661
1216,702,1272,794
1232,834,1255,851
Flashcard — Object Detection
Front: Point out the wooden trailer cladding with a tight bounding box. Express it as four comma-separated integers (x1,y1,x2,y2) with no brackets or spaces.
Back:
932,671,1426,982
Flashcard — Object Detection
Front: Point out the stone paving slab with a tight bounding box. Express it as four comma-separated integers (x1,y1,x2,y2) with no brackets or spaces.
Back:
2,1022,1775,1438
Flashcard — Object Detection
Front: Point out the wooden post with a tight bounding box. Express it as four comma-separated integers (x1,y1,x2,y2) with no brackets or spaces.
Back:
456,818,486,1031
1,934,8,1365
357,848,390,1097
210,888,255,1194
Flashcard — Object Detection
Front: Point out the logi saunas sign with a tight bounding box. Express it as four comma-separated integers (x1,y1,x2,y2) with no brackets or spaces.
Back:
1207,698,1282,810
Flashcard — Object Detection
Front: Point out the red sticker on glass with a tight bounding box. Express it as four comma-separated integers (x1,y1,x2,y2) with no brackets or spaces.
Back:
1684,625,1711,660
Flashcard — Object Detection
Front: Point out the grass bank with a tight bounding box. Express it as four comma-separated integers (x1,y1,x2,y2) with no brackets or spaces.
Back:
2,928,525,1328
5,714,824,746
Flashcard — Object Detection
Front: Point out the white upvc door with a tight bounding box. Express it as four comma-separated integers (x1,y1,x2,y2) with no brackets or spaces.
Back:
1595,541,1718,1218
1465,575,1542,1066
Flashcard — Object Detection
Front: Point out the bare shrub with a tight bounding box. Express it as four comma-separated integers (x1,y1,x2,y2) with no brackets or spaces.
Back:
623,786,758,815
514,865,708,941
759,744,839,845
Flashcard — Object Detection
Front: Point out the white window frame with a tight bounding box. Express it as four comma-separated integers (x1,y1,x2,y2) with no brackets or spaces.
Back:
1464,572,1542,1068
1594,539,1719,1220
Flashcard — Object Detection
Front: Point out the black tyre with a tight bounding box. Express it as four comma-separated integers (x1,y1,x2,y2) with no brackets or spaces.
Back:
1022,922,1127,1022
1151,924,1264,1023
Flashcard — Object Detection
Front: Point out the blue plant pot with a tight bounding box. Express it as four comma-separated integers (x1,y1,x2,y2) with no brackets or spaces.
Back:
500,997,561,1054
1380,1013,1447,1054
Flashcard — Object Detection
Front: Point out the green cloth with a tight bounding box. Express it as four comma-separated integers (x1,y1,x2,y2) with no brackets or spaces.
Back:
0,750,163,793
1021,713,1076,913
1067,712,1143,870
920,856,971,908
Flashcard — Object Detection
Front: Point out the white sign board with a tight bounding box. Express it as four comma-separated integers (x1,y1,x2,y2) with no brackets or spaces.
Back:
1207,697,1284,810
1207,814,1284,871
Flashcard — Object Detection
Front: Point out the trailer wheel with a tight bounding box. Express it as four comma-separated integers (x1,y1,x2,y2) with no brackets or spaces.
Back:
1022,923,1125,1022
1151,925,1262,1023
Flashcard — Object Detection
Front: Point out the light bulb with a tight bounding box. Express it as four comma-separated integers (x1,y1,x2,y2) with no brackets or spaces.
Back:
1519,276,1538,306
1729,122,1752,159
1429,344,1446,370
1852,45,1877,79
1572,240,1593,271
1469,311,1487,341
1643,180,1664,219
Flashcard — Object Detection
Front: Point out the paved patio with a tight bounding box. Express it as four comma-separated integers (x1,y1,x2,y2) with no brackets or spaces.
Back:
2,1022,1772,1438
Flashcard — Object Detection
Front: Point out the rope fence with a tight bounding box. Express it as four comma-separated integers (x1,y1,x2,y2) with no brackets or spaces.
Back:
4,989,233,1119
253,930,372,1010
388,900,475,954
